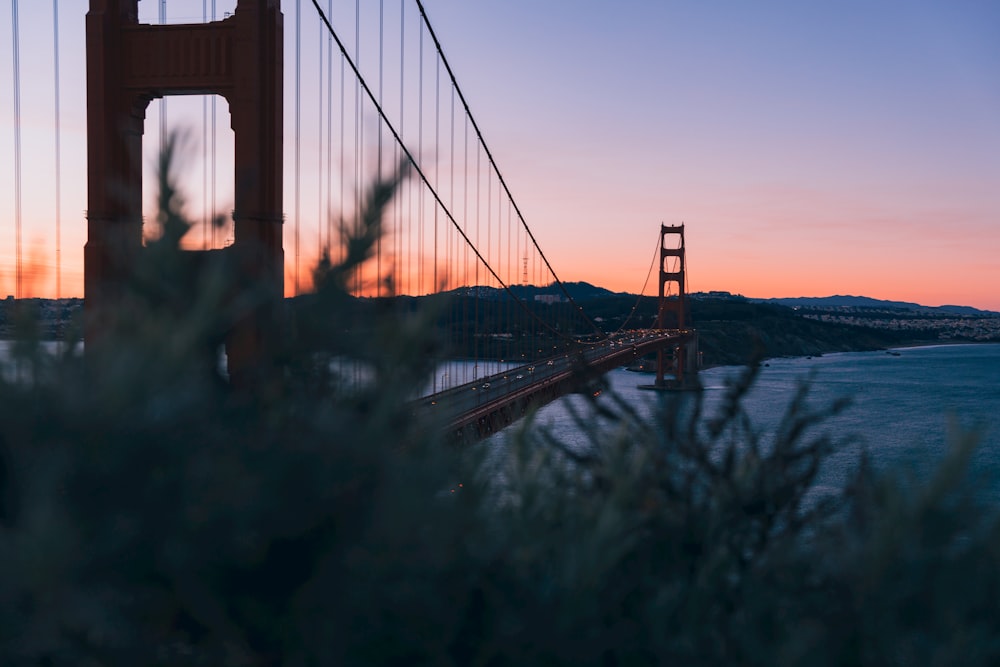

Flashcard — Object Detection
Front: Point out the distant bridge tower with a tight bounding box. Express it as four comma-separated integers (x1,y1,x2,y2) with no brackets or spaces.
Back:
654,224,699,389
85,0,283,384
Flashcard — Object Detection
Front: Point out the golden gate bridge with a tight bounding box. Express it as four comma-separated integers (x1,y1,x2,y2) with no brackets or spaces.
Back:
4,0,697,438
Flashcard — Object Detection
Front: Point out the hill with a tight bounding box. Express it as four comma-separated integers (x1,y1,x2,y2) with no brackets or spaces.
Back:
688,299,918,366
545,291,1000,366
755,295,999,317
5,291,999,367
444,281,624,302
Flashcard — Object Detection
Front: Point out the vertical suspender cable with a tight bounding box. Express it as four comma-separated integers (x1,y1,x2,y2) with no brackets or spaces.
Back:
475,145,480,286
497,175,503,284
462,112,469,382
396,0,402,294
393,0,402,290
507,191,512,287
340,51,345,263
474,141,480,378
294,0,301,295
11,0,22,298
497,179,503,287
521,242,526,285
354,0,361,295
201,0,208,250
377,0,384,296
486,165,491,288
434,55,439,293
417,24,423,294
449,81,455,292
498,182,504,354
507,201,513,354
447,74,456,373
486,167,492,364
327,0,333,255
317,15,324,254
355,2,364,384
211,0,217,248
53,0,62,298
159,0,166,153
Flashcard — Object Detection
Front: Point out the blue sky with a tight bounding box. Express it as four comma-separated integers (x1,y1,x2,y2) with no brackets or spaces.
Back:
2,1,999,308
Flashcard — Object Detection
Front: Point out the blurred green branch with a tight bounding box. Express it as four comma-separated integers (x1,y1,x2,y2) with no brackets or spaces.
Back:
0,135,997,666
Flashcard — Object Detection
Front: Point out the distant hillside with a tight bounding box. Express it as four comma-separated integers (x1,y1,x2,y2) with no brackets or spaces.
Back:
5,291,997,362
687,299,919,366
755,295,999,317
560,281,628,300
555,292,1000,366
446,281,624,302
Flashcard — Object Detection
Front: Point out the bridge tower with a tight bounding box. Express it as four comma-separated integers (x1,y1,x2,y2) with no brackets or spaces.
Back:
85,0,283,384
654,224,699,389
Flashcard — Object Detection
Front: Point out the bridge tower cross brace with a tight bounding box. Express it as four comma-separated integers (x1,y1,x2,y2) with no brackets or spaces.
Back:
85,0,283,382
654,224,695,387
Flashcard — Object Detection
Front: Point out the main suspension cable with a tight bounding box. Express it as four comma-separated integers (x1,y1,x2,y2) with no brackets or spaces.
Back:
606,227,662,335
306,0,599,343
412,0,605,339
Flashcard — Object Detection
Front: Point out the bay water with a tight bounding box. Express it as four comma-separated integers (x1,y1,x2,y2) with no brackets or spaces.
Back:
498,343,1000,501
5,339,999,499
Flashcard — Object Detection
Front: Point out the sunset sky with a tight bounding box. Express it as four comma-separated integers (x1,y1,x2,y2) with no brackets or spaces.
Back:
2,1,999,309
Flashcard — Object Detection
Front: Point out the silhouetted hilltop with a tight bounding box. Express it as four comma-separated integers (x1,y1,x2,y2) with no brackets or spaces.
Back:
444,281,624,302
688,299,917,366
757,295,999,317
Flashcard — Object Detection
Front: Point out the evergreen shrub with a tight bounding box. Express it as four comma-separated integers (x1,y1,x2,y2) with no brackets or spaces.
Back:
1,138,997,666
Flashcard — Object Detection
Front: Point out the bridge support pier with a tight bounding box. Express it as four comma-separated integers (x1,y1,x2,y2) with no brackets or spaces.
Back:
85,0,284,385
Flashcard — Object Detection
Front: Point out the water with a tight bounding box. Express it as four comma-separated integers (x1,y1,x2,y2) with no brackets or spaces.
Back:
501,344,1000,500
6,339,999,498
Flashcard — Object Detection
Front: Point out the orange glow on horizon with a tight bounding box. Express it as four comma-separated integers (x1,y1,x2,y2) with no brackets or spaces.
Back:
7,240,1000,314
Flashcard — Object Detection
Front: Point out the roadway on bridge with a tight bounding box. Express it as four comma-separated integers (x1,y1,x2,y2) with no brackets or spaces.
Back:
415,330,688,436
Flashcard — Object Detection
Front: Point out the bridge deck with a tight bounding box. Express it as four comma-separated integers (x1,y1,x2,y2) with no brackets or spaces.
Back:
415,330,693,442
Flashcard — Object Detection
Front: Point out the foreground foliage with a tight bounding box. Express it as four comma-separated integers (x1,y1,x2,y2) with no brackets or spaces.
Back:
1,142,999,665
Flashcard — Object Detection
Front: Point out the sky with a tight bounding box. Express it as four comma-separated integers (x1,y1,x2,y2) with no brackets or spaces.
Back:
2,1,999,309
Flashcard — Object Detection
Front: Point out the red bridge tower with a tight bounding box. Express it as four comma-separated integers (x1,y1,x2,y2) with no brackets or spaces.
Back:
85,0,284,383
653,224,699,389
